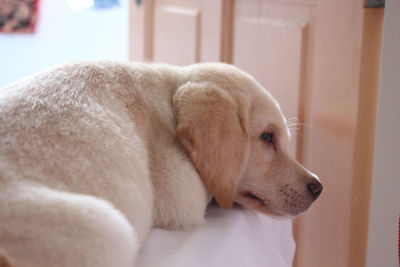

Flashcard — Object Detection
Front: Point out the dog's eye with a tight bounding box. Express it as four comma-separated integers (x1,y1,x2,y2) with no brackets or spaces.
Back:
261,132,274,144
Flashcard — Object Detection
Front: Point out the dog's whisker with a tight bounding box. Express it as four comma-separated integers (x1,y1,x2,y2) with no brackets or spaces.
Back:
291,132,309,143
288,122,312,129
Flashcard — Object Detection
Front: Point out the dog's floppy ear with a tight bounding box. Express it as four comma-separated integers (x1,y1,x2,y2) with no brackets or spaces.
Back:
173,82,249,208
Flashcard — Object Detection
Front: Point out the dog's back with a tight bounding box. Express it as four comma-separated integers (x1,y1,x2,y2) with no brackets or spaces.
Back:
0,61,158,267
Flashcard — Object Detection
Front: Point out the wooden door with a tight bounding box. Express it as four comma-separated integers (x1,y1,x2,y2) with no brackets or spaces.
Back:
130,1,384,266
230,1,383,267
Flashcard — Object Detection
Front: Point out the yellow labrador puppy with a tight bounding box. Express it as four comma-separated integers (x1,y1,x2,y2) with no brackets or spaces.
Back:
0,61,322,267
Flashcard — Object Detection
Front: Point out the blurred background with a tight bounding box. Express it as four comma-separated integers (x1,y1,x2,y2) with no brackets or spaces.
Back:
0,0,129,88
0,0,398,267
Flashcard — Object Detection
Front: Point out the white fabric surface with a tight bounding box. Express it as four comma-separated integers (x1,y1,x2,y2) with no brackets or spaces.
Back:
137,204,295,267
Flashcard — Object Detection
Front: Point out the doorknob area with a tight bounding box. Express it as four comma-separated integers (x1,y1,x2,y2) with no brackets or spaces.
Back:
366,0,385,8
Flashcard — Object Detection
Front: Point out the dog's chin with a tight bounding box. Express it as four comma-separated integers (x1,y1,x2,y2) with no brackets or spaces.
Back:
236,191,302,220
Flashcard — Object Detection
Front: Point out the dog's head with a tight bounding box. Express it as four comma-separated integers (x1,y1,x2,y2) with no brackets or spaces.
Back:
173,63,322,218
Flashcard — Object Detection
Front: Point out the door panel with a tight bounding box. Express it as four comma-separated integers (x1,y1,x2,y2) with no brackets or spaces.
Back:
131,0,223,64
153,6,200,65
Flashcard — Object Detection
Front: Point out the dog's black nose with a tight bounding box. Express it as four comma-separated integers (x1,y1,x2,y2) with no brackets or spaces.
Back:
307,180,323,200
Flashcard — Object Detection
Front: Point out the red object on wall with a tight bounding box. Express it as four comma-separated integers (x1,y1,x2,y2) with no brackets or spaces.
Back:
0,0,40,33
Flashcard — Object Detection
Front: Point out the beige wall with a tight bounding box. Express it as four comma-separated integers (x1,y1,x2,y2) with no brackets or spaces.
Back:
366,0,400,266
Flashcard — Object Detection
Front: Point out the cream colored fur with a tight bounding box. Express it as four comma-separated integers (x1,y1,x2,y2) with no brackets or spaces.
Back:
0,61,321,267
